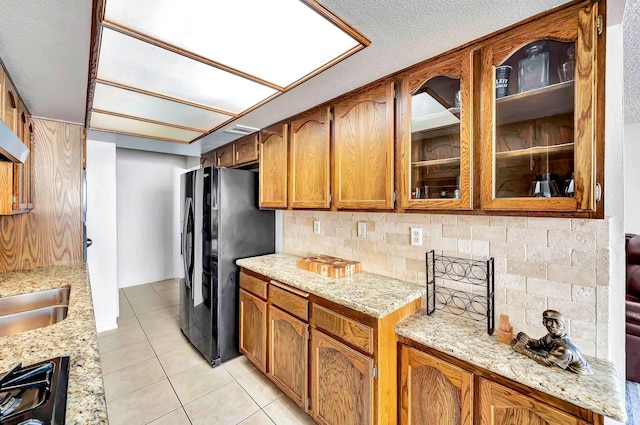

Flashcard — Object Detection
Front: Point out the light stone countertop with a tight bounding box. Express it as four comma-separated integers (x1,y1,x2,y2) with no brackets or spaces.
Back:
395,309,626,422
0,264,108,425
236,253,425,318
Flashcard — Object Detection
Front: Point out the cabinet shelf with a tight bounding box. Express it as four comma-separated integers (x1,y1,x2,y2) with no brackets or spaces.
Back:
495,142,574,160
411,157,460,167
496,81,574,126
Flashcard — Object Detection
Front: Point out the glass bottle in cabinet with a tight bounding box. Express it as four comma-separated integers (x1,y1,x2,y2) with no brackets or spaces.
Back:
399,50,473,210
480,2,599,212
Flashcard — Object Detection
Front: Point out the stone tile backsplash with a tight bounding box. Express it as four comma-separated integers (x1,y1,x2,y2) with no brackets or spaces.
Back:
282,211,610,359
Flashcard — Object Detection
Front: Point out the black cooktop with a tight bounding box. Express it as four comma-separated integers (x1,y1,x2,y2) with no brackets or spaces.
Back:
0,356,69,425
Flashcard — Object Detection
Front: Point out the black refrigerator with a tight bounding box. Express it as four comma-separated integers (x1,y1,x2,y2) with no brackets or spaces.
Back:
180,166,275,367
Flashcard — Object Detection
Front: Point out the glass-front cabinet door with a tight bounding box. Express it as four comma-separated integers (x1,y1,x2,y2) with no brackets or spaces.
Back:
399,49,473,210
480,2,599,212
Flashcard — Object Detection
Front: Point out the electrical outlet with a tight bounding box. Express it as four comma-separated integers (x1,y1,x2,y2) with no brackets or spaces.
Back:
410,227,422,246
357,221,367,238
313,220,321,234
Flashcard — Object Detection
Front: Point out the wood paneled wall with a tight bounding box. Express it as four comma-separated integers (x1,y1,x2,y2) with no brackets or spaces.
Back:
0,119,83,272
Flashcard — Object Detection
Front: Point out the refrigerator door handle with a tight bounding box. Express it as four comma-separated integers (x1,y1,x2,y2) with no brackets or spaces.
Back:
182,197,193,289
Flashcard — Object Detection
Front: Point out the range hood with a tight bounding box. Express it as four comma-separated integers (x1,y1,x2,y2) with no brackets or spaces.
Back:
0,119,29,163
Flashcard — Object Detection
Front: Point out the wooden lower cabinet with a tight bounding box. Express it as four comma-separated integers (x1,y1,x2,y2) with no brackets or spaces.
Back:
478,379,590,425
268,305,308,408
310,329,374,425
400,345,473,425
399,340,603,425
239,289,267,373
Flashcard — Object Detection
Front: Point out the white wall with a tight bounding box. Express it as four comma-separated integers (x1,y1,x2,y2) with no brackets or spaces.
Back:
605,23,626,425
116,148,198,287
625,122,640,234
86,140,119,332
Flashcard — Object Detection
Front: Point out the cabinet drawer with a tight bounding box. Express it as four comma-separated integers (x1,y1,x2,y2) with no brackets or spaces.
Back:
311,304,373,355
269,281,309,321
240,272,268,300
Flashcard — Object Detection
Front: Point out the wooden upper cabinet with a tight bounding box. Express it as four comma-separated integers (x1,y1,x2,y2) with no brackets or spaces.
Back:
479,378,590,425
398,49,474,211
235,134,259,165
289,107,331,209
400,346,473,425
333,80,395,210
2,73,18,133
259,123,288,208
480,2,599,212
310,329,373,425
216,143,235,168
268,305,308,409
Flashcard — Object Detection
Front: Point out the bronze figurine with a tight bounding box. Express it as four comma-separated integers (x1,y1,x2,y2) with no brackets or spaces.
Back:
511,310,593,375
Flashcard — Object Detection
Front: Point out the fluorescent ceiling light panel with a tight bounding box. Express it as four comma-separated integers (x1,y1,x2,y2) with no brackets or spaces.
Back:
104,0,362,87
90,111,202,142
92,83,232,130
97,28,277,114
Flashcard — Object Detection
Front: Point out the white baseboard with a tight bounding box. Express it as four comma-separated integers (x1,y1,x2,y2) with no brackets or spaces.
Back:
96,322,118,334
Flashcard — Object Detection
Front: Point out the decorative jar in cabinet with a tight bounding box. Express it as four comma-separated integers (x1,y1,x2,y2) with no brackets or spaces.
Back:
398,49,474,210
479,1,601,213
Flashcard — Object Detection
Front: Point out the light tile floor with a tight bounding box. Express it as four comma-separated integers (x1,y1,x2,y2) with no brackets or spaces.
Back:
98,279,317,425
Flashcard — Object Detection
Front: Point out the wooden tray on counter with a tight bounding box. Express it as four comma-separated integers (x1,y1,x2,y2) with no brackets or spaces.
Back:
296,255,362,278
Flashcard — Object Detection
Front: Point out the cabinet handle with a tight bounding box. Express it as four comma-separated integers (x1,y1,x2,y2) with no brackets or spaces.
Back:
236,151,239,161
217,157,220,166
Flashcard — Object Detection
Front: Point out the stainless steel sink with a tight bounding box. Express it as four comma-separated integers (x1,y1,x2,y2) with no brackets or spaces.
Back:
0,287,70,316
0,287,71,336
0,306,69,337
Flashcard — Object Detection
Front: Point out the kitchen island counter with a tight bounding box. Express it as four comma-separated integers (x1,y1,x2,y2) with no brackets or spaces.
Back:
0,264,108,424
396,309,626,422
237,253,425,318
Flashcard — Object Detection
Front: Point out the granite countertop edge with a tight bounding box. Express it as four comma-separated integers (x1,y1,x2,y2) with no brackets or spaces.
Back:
395,309,626,422
236,253,425,319
0,264,109,425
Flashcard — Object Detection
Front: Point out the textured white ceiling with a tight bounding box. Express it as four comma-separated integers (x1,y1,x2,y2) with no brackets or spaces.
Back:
0,0,92,123
625,0,640,123
0,0,635,152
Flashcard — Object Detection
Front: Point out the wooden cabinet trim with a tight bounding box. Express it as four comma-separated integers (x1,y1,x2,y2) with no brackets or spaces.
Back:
309,293,377,327
239,271,268,300
269,279,309,298
269,283,309,321
311,303,374,354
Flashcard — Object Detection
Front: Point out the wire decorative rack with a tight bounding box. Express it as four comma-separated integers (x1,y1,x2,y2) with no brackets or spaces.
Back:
425,250,495,334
